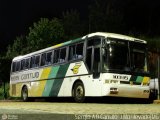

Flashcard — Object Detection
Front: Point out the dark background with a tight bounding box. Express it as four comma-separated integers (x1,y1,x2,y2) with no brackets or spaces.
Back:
0,0,160,54
0,0,90,49
0,0,160,97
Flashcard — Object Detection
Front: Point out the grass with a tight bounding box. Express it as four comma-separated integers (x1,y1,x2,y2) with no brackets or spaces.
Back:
0,82,9,100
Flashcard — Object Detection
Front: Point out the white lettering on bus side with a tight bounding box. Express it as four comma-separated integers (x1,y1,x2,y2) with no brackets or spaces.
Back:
11,76,19,81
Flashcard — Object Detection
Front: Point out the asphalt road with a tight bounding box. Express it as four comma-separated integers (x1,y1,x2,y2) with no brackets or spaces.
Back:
0,101,160,114
0,100,160,120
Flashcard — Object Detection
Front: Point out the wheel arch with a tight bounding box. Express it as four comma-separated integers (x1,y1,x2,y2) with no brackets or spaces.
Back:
21,84,29,102
21,84,28,93
71,79,85,96
21,84,29,96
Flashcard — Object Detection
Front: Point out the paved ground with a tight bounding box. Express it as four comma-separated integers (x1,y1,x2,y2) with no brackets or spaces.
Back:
154,99,160,104
0,99,159,120
0,101,160,114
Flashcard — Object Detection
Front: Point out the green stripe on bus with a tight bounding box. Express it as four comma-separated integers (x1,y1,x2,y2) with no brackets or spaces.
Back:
136,76,143,83
70,38,82,44
56,64,70,78
59,37,82,47
63,41,72,46
48,66,60,79
49,79,63,96
49,64,70,97
42,66,60,96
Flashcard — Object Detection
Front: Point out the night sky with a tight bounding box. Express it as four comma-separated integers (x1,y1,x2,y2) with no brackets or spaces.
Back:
0,0,90,46
0,0,160,53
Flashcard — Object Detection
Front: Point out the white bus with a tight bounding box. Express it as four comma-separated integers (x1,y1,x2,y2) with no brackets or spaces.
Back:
9,32,150,102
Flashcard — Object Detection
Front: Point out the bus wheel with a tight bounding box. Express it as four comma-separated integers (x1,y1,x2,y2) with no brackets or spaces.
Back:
21,86,28,102
73,82,85,103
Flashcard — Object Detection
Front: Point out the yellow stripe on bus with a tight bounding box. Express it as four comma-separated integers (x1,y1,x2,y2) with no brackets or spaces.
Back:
142,77,150,84
40,67,52,80
31,67,52,96
52,43,62,49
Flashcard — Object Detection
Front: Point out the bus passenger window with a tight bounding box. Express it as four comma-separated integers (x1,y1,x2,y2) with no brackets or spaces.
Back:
59,48,66,63
12,62,16,72
25,58,30,69
35,55,40,67
21,59,25,70
15,61,20,71
46,52,52,65
69,45,76,60
53,49,60,63
41,53,46,66
69,43,83,61
76,43,83,59
30,56,35,68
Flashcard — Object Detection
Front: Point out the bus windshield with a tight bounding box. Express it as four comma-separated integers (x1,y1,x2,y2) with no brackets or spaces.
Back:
103,38,129,72
103,38,148,73
130,42,148,73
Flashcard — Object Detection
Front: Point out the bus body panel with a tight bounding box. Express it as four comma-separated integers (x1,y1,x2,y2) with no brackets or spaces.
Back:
9,32,151,101
10,60,150,98
10,61,89,97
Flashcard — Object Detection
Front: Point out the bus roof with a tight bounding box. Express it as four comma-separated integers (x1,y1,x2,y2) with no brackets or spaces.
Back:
83,32,146,43
13,32,146,61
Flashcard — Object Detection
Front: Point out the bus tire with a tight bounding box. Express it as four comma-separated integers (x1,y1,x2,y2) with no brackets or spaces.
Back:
73,82,85,103
21,86,28,102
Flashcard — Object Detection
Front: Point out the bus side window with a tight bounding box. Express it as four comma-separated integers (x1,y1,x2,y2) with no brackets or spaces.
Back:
59,48,66,63
86,38,101,73
46,52,52,65
35,55,40,67
86,48,92,72
76,43,83,59
21,59,25,70
25,58,30,69
15,61,20,71
69,43,83,61
53,49,60,64
41,53,46,66
30,56,35,68
12,62,16,72
69,45,76,60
